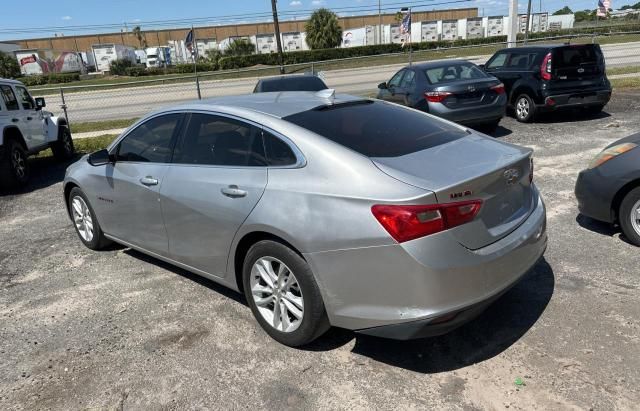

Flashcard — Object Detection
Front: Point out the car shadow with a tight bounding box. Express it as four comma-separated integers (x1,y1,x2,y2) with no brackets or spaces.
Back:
0,154,81,197
486,125,512,138
306,258,555,373
535,110,611,124
575,213,636,246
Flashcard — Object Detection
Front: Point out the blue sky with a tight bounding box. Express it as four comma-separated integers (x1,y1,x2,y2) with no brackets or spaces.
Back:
0,0,627,41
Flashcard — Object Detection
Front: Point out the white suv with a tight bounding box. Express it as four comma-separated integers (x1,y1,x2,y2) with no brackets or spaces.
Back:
1,78,75,190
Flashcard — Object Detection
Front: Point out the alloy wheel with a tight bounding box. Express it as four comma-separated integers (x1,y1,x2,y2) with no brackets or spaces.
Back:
250,257,304,333
516,97,530,120
71,196,94,242
631,199,640,236
11,148,26,179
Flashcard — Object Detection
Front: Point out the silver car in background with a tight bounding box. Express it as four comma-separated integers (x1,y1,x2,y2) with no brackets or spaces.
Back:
64,92,547,347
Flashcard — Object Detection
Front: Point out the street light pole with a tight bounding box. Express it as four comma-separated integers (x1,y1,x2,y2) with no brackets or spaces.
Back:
378,0,382,45
507,0,519,48
523,0,533,45
271,0,285,74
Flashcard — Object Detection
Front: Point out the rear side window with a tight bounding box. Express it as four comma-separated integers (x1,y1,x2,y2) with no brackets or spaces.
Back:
174,114,266,166
0,85,20,111
400,70,416,88
506,53,531,69
554,46,599,68
117,114,181,163
263,131,297,166
259,77,327,92
283,101,467,158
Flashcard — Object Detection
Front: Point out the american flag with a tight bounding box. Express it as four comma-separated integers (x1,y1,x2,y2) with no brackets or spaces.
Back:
401,10,412,35
185,29,195,55
597,0,611,17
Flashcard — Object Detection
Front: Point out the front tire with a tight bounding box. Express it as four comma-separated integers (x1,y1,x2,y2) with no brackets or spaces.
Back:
0,139,30,190
514,94,536,123
68,187,112,250
243,240,330,347
619,187,640,246
51,126,75,160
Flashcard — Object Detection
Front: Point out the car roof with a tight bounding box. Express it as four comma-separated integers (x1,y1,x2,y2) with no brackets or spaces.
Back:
165,91,366,118
494,43,595,52
257,75,322,84
409,59,472,69
0,78,23,85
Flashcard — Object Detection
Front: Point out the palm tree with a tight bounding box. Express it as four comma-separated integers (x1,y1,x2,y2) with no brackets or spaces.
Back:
225,39,255,56
132,26,147,48
304,8,342,50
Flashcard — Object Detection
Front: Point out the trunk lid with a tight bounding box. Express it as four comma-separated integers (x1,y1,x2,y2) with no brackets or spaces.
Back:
372,134,534,249
436,79,502,109
549,44,607,93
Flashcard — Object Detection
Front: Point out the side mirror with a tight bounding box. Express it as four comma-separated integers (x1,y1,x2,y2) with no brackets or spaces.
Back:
378,82,388,90
478,64,486,71
88,149,114,166
35,97,46,110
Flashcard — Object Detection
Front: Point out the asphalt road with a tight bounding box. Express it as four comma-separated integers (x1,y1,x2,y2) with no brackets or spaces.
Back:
1,90,639,409
35,41,640,124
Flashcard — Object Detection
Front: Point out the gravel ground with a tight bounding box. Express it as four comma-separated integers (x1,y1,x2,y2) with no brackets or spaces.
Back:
1,91,639,410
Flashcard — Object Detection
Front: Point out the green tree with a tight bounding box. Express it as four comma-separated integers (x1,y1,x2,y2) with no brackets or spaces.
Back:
553,6,573,15
0,51,20,78
304,8,343,50
574,9,597,22
132,26,147,48
224,39,255,56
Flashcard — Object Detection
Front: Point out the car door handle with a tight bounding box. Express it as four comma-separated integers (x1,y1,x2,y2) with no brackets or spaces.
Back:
140,176,159,186
221,185,247,198
11,118,19,123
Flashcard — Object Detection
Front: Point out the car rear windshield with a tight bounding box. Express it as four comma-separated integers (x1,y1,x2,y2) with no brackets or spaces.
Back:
425,62,488,85
260,77,327,92
554,45,600,68
283,100,468,158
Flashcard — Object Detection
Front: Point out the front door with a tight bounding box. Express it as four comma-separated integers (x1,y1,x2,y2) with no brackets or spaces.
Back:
88,113,184,256
160,113,268,277
380,69,407,105
14,85,44,148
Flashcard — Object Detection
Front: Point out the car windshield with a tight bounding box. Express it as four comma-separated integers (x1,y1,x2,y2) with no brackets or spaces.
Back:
259,77,327,92
424,63,488,84
283,100,467,158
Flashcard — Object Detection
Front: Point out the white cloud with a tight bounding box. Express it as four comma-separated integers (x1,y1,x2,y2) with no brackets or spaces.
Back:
61,16,72,21
290,0,302,5
311,0,325,5
132,18,141,23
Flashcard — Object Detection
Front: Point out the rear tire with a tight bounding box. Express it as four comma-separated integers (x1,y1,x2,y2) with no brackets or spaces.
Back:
0,139,30,190
243,240,330,347
514,94,536,123
68,187,112,250
51,126,75,160
618,187,640,247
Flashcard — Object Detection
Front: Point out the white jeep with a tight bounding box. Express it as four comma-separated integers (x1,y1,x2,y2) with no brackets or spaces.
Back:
0,78,74,190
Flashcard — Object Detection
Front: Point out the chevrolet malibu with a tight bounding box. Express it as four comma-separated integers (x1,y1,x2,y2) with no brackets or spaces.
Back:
63,91,547,347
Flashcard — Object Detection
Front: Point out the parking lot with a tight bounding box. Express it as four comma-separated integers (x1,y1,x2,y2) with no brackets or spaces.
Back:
1,89,639,409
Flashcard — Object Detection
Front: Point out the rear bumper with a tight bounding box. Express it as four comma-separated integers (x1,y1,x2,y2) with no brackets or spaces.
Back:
428,95,507,125
539,88,611,111
305,188,547,338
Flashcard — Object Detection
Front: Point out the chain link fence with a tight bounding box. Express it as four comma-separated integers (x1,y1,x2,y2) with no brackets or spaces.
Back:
29,31,640,130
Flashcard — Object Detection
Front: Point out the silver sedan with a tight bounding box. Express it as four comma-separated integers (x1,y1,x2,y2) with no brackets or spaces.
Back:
64,91,547,346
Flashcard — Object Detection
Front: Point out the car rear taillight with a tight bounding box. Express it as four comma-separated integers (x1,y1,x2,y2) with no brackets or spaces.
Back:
540,52,552,81
490,83,505,94
371,200,483,243
529,158,534,184
425,91,452,103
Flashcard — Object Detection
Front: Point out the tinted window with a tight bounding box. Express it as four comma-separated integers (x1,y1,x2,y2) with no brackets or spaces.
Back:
506,53,531,69
117,114,181,163
15,86,34,110
258,77,327,92
283,101,467,158
0,86,20,111
425,63,487,84
554,46,599,68
487,53,508,69
174,114,266,166
388,70,405,87
263,131,297,166
400,70,416,88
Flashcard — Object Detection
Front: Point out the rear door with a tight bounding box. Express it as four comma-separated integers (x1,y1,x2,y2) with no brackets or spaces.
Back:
160,113,268,277
550,44,606,93
0,85,30,143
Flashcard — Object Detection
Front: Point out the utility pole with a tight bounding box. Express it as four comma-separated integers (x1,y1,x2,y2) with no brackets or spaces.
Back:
523,0,532,44
507,0,519,48
271,0,285,74
378,0,382,45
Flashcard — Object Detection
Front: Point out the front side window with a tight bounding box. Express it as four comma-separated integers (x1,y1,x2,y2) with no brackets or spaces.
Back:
174,114,266,167
486,53,508,69
116,114,181,163
0,85,20,111
15,86,35,110
388,70,405,87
